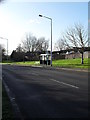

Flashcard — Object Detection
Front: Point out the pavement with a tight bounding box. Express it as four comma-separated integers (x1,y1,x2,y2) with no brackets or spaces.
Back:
9,63,89,72
32,64,89,72
2,64,89,119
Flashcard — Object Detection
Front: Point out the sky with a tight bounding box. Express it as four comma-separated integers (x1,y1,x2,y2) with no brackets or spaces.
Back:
0,1,88,54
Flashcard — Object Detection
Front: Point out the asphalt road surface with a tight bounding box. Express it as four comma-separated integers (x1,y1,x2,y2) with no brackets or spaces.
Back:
2,65,88,119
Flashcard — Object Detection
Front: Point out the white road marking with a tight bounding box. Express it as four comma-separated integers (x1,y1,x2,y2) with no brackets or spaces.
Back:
50,79,79,89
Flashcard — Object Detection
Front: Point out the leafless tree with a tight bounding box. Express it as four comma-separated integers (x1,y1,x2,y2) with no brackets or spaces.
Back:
62,23,88,64
22,33,37,52
36,37,49,52
54,38,66,51
16,44,23,52
22,33,49,53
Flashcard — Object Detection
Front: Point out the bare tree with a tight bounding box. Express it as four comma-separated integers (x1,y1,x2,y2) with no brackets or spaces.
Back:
22,33,37,52
31,36,37,52
54,38,66,51
36,37,49,52
62,23,88,64
16,44,23,52
22,33,49,53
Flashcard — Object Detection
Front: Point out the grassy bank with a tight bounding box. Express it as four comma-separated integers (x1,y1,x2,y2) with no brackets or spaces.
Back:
2,84,14,120
2,60,40,66
2,58,90,69
14,61,40,65
52,58,90,69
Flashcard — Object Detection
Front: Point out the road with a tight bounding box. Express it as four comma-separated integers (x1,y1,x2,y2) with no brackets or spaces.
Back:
2,65,88,119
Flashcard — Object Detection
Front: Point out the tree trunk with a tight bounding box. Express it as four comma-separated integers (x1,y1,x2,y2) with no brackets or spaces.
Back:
81,52,84,64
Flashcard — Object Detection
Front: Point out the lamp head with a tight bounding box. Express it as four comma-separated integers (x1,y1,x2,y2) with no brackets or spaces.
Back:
39,14,43,17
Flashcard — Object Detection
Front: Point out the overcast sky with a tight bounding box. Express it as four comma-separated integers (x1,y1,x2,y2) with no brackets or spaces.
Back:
0,1,88,54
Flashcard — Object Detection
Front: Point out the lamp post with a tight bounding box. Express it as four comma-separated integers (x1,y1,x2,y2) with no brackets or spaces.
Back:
39,14,52,66
0,37,8,62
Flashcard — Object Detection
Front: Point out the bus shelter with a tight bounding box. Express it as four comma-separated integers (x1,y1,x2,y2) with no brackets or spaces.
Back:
40,54,51,65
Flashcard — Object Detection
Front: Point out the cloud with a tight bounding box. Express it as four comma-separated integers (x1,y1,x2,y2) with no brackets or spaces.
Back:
28,19,40,24
29,19,35,23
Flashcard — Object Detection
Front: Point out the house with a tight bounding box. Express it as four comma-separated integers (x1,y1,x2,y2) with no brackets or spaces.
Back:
53,47,90,60
65,47,90,59
52,51,66,60
65,51,81,59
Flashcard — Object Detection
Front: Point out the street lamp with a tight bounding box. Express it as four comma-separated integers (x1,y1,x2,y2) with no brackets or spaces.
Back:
0,37,8,62
39,14,52,66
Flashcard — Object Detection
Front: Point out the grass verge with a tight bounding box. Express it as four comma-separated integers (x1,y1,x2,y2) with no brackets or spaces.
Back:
2,58,90,69
2,60,40,66
52,58,90,69
2,84,14,120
